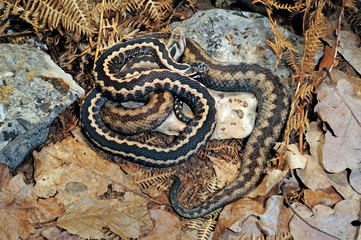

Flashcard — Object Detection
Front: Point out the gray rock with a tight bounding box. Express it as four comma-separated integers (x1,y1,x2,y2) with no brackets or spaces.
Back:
170,9,305,85
165,9,306,140
0,44,84,167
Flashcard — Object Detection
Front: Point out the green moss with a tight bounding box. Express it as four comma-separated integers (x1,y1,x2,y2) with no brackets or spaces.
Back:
48,77,70,93
26,70,37,81
0,84,14,103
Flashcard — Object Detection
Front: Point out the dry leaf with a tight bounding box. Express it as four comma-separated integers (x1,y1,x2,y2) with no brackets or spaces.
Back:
315,79,361,173
209,155,240,189
296,154,332,192
303,187,342,208
305,121,324,162
40,226,83,240
213,198,264,239
290,200,359,239
142,209,183,240
326,170,360,200
284,144,307,170
247,169,288,198
318,45,338,70
33,128,136,206
258,196,284,236
296,146,359,200
56,197,152,239
325,30,361,75
0,164,63,240
349,168,361,194
237,215,263,239
304,121,360,199
254,196,296,237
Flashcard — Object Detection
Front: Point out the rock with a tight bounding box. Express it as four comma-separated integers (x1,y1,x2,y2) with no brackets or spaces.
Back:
157,9,305,139
0,44,84,168
171,9,304,83
155,90,257,140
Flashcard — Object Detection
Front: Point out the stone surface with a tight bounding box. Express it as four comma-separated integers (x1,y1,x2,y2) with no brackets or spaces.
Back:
0,44,84,167
155,90,257,140
171,9,304,84
156,9,305,139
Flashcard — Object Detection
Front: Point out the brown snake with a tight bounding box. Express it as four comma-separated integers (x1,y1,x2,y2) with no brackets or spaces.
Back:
80,28,290,218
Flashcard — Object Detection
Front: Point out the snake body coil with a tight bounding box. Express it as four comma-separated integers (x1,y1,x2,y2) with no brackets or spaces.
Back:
81,31,290,218
81,37,216,167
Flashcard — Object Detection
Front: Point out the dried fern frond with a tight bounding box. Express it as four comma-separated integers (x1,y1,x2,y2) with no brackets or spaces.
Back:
206,176,220,193
200,139,242,163
263,7,298,67
185,209,220,240
134,169,175,189
143,0,173,22
197,216,217,240
285,50,301,78
185,217,205,230
22,0,94,38
97,17,139,52
266,0,305,11
301,6,327,72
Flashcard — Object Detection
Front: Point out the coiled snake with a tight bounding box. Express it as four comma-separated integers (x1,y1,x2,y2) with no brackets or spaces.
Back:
80,29,290,219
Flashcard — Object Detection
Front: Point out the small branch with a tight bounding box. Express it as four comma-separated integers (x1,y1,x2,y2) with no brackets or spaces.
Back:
94,0,105,63
281,182,341,240
329,0,346,73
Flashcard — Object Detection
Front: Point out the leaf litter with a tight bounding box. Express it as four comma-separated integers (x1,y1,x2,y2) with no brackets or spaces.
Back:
1,1,361,239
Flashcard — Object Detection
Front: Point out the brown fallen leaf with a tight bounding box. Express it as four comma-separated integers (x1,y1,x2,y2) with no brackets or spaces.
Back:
303,187,342,209
315,79,361,173
284,144,307,170
318,45,338,70
296,154,333,192
0,164,64,240
289,200,359,239
258,196,294,236
56,197,152,239
304,121,360,199
324,30,361,75
212,198,264,239
247,168,288,199
141,209,183,240
40,226,83,240
349,168,361,194
32,128,139,207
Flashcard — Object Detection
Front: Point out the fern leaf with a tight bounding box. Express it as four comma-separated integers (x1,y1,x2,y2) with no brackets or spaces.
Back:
301,11,326,72
143,0,173,23
22,0,94,37
206,177,219,193
267,0,305,11
134,170,174,189
197,213,218,240
185,218,206,230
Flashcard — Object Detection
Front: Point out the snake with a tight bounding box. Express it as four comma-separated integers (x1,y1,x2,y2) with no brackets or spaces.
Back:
100,29,189,134
80,28,290,219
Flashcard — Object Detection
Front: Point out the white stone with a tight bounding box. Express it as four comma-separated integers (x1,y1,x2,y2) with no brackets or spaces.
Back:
155,90,257,140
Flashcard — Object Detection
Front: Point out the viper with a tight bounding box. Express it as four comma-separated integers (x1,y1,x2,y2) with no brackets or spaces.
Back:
80,28,290,219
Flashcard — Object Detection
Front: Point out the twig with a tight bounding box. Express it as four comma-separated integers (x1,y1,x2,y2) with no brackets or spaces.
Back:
329,0,346,73
0,30,34,37
323,68,361,128
94,0,105,63
281,182,341,239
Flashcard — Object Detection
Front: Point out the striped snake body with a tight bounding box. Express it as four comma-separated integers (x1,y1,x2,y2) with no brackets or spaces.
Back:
81,37,216,167
81,30,290,218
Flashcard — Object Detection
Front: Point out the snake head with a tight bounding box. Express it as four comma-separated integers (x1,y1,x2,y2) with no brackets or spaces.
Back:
186,62,209,78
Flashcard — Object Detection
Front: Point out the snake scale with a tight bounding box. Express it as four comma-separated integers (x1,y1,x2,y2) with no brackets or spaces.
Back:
80,29,290,219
